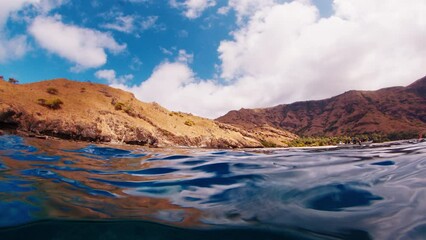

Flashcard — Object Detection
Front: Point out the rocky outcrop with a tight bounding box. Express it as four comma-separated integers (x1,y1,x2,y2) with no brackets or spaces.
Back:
217,76,426,137
0,78,297,148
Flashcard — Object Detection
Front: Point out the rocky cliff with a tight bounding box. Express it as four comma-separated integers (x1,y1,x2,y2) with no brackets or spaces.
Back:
0,78,296,148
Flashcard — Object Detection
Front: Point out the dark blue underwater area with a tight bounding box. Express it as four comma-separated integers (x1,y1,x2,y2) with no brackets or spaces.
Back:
0,135,425,240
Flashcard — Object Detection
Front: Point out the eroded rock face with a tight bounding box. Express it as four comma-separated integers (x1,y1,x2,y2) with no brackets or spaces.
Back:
0,105,21,129
0,107,157,146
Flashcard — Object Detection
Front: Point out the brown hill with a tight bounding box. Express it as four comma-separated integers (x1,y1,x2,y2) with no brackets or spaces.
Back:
217,76,426,137
0,78,296,148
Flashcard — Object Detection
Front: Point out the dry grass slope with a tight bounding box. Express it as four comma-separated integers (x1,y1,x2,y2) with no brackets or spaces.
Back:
217,76,426,138
0,78,297,148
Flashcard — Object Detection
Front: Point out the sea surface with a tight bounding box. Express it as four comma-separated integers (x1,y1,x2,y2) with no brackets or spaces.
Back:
0,135,425,240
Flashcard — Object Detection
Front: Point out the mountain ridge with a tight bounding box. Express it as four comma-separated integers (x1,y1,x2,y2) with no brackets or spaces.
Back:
217,76,426,137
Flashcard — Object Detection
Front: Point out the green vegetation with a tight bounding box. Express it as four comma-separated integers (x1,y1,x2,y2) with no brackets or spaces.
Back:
260,140,277,148
184,120,195,126
46,87,59,95
288,131,421,147
113,102,125,111
124,105,135,116
386,131,419,141
37,98,63,110
288,136,352,147
112,100,137,117
8,78,18,84
170,111,185,117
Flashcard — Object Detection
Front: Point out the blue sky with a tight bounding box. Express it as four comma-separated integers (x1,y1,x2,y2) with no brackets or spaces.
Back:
1,0,333,84
0,0,425,118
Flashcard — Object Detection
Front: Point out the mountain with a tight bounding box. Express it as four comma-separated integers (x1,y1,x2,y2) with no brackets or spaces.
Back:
0,78,296,148
217,76,426,137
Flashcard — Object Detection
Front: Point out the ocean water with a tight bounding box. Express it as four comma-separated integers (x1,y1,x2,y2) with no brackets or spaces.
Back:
0,135,425,240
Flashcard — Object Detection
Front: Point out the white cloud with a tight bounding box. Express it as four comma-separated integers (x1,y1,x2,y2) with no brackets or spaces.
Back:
140,16,159,30
113,59,262,118
0,0,68,62
0,0,38,27
218,0,274,22
100,13,159,34
95,69,134,84
158,48,193,63
176,49,193,63
218,0,426,100
0,0,39,61
33,0,68,14
130,57,143,70
29,15,126,70
170,0,216,19
118,0,426,119
0,0,68,27
160,47,174,56
112,61,216,116
0,35,30,61
101,15,135,33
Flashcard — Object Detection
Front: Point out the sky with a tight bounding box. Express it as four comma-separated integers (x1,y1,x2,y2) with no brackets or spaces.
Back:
0,0,425,118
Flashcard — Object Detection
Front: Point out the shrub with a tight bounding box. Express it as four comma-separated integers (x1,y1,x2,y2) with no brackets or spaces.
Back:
99,88,112,97
111,101,137,117
37,98,63,109
8,78,18,84
114,102,125,111
46,87,59,95
124,105,132,112
124,105,136,117
184,120,195,126
260,140,277,148
37,98,46,105
170,111,184,117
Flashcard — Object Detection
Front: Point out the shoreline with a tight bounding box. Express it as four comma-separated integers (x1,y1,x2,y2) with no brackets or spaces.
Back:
1,129,423,151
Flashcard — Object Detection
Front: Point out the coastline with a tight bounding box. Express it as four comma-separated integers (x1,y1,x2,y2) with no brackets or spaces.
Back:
1,129,422,152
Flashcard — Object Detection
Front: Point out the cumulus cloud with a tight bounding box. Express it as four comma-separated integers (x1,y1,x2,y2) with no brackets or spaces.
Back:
113,59,264,118
117,0,426,119
218,0,274,22
32,0,69,14
170,0,216,19
112,61,219,117
0,0,71,62
0,0,37,27
218,0,426,101
95,69,134,85
29,15,126,70
0,35,30,61
0,0,63,61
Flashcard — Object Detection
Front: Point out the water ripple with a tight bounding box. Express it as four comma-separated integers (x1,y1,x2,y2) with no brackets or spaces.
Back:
0,134,425,239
